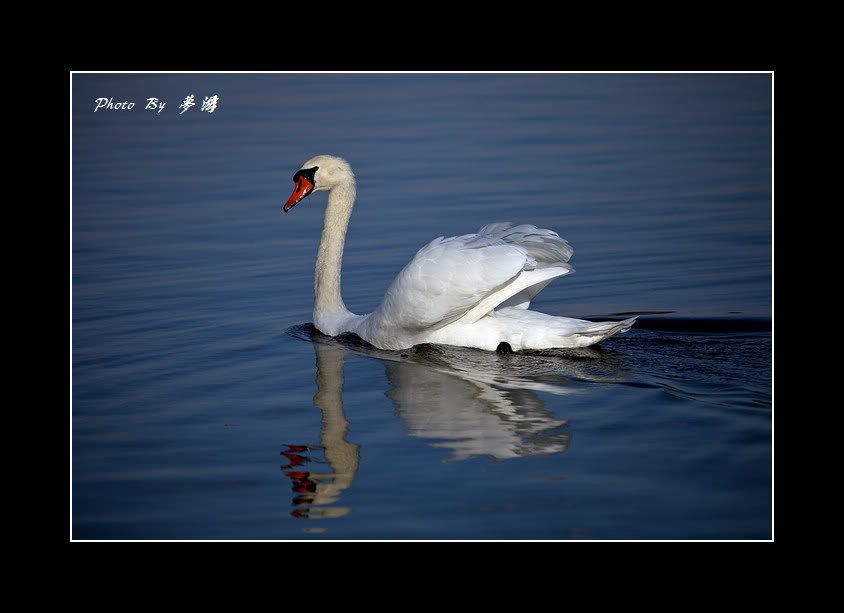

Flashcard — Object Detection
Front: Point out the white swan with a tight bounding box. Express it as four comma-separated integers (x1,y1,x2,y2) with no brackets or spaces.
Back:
283,155,636,351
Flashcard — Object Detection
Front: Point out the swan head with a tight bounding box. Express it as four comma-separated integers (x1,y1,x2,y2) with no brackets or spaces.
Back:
283,155,355,212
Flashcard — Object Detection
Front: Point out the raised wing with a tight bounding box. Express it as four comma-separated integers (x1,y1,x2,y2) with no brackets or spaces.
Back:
368,223,574,333
476,222,574,265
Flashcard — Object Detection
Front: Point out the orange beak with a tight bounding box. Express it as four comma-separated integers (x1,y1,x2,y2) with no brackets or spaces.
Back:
284,175,315,212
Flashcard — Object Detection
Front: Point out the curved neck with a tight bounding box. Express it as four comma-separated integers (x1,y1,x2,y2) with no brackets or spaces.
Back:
314,179,356,326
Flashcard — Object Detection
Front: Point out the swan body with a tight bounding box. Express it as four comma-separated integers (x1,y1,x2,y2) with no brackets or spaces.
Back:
283,155,636,352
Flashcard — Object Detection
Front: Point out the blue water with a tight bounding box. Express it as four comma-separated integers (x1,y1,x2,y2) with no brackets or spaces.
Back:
72,74,772,539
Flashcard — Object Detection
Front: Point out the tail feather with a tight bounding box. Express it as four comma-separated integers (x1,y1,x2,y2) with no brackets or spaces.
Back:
495,309,638,350
573,316,638,338
550,316,637,348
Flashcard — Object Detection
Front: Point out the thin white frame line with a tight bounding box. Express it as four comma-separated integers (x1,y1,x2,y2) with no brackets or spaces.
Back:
71,539,769,543
770,72,775,542
70,70,773,75
69,71,774,543
70,72,74,542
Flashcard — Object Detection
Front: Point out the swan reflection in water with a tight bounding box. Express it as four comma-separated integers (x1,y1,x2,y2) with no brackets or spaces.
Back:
281,341,360,520
282,324,629,520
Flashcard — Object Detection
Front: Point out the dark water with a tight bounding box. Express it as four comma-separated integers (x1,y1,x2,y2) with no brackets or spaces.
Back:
72,74,772,540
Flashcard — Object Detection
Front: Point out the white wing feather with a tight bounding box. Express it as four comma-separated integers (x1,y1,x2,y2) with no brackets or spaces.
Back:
369,223,574,333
